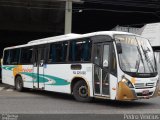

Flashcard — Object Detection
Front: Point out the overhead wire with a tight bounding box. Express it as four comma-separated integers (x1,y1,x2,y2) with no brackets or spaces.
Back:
0,0,160,8
84,0,160,9
0,0,159,19
0,0,158,12
0,4,157,14
84,0,160,5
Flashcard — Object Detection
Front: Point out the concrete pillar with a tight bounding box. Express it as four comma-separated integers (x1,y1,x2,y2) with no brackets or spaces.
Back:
65,0,72,34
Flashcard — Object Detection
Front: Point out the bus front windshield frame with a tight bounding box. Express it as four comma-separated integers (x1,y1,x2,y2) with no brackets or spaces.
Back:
115,34,157,77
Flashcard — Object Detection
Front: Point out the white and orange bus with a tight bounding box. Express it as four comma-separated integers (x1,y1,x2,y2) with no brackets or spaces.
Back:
1,31,159,102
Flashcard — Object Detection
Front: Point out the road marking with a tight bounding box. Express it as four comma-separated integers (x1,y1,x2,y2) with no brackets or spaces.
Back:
0,87,4,91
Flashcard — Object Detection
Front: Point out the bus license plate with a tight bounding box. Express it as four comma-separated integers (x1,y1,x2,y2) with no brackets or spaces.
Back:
142,90,149,95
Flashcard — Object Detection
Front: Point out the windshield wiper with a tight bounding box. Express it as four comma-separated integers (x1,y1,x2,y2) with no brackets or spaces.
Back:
140,45,155,73
136,46,145,73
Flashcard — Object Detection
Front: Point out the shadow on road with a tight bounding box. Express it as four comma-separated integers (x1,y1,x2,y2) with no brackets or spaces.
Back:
93,99,154,108
23,88,156,109
0,83,157,109
24,89,75,101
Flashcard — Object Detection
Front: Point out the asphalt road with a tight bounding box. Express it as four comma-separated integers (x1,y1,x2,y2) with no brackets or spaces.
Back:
0,83,160,115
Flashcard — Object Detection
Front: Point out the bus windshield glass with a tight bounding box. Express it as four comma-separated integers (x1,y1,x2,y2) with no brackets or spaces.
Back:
115,35,157,75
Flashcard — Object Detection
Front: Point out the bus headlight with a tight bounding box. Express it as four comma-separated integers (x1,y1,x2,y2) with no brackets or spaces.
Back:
122,77,134,88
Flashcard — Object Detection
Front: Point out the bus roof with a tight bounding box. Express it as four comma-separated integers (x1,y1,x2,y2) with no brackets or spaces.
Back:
4,31,136,50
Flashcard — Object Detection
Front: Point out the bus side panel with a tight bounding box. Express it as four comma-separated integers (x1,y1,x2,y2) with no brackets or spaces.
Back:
109,74,118,100
2,65,34,88
2,65,15,86
43,64,93,96
21,65,34,89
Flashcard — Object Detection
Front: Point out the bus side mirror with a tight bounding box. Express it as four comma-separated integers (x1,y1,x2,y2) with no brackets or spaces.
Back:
116,43,122,54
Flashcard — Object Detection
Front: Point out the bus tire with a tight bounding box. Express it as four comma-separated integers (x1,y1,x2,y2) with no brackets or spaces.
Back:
15,76,24,92
73,80,92,102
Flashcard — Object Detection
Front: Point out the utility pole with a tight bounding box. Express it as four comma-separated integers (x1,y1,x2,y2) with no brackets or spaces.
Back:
65,0,72,34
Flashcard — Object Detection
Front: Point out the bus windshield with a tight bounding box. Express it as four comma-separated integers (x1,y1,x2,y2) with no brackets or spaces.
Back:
115,35,157,76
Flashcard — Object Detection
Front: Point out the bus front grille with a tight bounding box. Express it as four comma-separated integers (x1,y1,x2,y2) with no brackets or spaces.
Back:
134,83,155,89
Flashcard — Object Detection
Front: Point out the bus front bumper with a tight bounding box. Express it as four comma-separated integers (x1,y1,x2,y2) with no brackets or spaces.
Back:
116,81,159,101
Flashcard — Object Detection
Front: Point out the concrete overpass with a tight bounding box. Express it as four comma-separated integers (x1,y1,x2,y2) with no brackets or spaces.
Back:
0,0,160,57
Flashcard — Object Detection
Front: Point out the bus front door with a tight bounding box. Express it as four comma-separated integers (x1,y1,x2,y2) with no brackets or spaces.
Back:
33,46,45,89
93,43,111,96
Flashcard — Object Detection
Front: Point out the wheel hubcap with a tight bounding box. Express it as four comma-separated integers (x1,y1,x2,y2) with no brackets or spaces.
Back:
78,86,88,97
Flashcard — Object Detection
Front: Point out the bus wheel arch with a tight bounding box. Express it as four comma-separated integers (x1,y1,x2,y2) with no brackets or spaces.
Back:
15,74,24,92
71,77,92,102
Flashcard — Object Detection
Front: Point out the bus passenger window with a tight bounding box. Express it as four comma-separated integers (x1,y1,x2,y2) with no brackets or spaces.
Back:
10,49,20,65
3,50,10,65
103,45,109,68
49,44,56,63
61,42,68,62
20,47,33,64
48,42,68,63
94,45,101,66
69,39,92,62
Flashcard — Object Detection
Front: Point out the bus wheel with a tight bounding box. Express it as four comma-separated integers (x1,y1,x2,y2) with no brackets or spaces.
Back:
73,80,92,102
15,76,24,92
